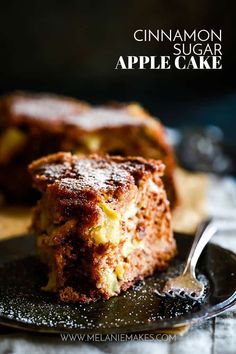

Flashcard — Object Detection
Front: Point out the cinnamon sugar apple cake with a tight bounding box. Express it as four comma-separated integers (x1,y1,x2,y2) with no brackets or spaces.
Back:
29,152,176,302
0,92,177,207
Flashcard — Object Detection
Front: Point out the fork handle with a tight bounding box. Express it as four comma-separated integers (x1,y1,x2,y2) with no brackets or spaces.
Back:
183,218,217,275
183,217,236,276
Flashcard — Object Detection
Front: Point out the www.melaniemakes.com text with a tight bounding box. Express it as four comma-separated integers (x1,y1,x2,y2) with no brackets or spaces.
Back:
115,29,222,70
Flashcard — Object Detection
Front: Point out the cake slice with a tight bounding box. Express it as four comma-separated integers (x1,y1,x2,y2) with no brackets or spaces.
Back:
0,92,88,202
29,152,176,303
0,92,177,207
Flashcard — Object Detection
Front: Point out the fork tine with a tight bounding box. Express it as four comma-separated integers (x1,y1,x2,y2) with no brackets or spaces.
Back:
165,290,177,298
187,292,202,301
176,290,187,299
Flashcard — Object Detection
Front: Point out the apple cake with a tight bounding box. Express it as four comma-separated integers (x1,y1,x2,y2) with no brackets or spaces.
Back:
0,92,177,207
29,152,176,302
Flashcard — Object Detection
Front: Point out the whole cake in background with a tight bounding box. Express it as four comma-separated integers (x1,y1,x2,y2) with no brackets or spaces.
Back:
29,152,176,302
0,92,177,207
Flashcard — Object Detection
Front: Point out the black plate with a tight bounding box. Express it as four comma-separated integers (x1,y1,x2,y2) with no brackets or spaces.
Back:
0,233,236,334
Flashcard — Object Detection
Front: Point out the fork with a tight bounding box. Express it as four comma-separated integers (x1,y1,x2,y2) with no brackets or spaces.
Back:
157,218,217,300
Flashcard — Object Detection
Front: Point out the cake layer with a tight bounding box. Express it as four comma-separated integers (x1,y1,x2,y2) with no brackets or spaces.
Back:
0,92,177,207
29,152,176,302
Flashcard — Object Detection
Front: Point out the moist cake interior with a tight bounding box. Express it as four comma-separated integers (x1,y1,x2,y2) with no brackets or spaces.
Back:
30,153,176,302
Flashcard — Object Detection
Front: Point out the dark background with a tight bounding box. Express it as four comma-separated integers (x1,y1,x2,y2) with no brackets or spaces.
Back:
0,0,235,147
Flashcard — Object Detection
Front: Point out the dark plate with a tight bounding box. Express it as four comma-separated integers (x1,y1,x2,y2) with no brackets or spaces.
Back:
0,233,236,334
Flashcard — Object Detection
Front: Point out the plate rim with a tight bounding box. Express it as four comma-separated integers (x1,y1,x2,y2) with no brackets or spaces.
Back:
0,297,236,334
